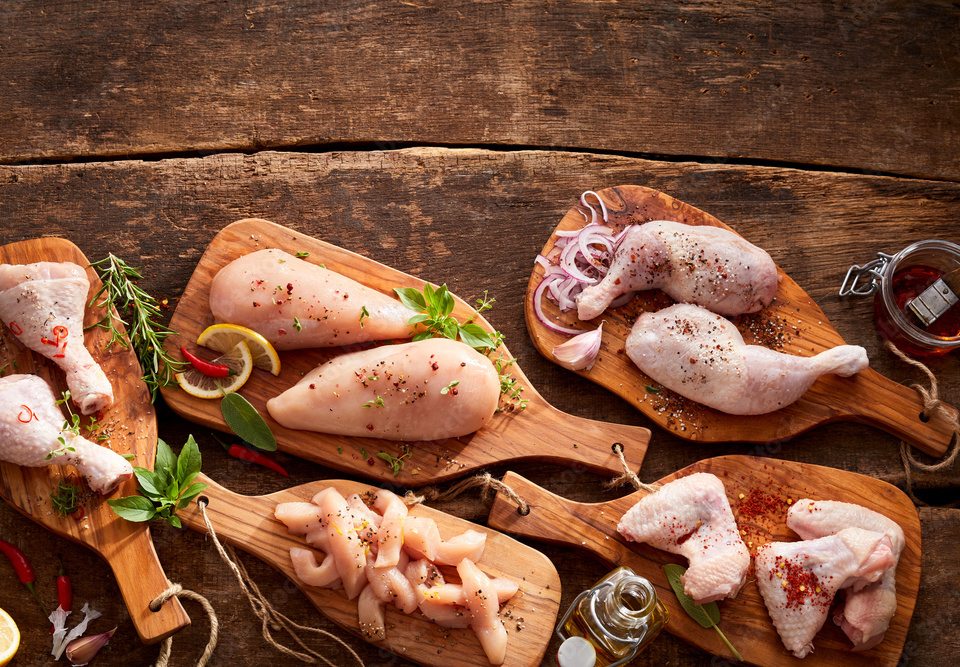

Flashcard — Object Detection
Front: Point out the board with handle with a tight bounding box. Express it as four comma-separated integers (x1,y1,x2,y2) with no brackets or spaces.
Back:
525,185,956,457
161,217,650,485
178,472,561,667
487,455,920,667
0,238,190,644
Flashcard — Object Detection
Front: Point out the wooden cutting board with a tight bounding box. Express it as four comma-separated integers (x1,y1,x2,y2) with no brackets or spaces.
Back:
178,472,561,667
526,185,956,457
487,455,920,667
0,238,189,643
161,218,650,485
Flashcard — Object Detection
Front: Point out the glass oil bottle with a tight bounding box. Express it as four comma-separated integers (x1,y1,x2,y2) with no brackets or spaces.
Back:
555,566,668,667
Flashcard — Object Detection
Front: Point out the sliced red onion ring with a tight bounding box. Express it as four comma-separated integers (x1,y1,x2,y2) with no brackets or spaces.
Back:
533,275,584,335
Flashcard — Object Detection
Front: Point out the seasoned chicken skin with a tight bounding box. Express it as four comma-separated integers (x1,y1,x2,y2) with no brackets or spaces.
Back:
267,338,500,441
626,303,869,415
0,375,131,494
787,500,905,651
209,249,417,350
577,221,779,320
0,261,113,415
617,472,749,604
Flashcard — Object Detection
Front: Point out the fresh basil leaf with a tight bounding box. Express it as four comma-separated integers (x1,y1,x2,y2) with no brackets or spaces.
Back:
442,320,458,340
394,287,426,312
423,282,436,306
165,477,180,500
134,469,167,499
107,496,158,522
176,435,203,486
459,323,496,349
177,482,208,510
221,392,277,451
407,313,431,325
440,289,455,316
412,331,434,342
167,515,182,529
155,438,176,475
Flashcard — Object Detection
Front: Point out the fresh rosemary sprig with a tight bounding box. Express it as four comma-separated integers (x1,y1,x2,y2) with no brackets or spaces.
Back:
87,254,186,402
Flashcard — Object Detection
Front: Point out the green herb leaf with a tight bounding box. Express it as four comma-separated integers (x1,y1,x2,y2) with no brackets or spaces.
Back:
155,438,177,475
134,468,167,499
221,393,277,451
106,495,158,522
394,287,426,311
644,385,662,394
177,482,207,510
176,435,203,487
458,323,495,349
295,251,310,258
663,564,743,661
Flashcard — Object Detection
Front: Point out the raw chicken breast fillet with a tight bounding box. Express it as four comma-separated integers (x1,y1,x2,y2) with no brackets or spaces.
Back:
787,499,905,651
0,261,113,414
755,527,896,659
0,375,131,494
209,248,416,350
626,303,869,415
617,472,749,604
577,221,779,320
267,338,501,440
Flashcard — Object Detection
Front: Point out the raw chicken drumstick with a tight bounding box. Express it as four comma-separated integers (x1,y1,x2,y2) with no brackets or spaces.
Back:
0,375,132,494
626,303,869,415
577,221,779,320
617,472,750,604
787,500,905,651
755,527,896,659
0,261,113,414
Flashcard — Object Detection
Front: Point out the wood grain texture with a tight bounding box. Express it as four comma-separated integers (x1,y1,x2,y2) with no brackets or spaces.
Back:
488,456,921,667
161,218,650,484
0,238,189,643
1,1,958,179
178,473,561,667
527,185,957,456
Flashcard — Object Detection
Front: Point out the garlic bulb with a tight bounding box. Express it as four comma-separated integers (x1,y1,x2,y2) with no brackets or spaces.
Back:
552,323,603,371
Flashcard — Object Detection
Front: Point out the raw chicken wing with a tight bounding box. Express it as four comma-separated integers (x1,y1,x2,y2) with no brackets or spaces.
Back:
626,303,869,415
617,472,749,604
267,338,501,440
0,375,131,494
577,221,779,320
756,527,896,658
788,499,905,651
209,249,416,350
0,261,113,414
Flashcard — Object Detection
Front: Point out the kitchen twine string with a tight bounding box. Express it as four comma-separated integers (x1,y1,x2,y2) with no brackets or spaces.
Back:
150,585,218,667
606,443,660,494
403,471,529,514
886,341,960,507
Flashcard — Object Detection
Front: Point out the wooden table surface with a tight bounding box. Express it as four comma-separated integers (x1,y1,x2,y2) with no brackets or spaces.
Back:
1,2,958,666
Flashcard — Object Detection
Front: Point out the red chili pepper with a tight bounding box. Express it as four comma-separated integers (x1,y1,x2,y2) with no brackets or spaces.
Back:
52,325,68,342
40,336,59,346
181,347,237,378
213,435,288,476
18,405,35,423
50,555,72,633
8,322,21,335
0,537,49,616
53,341,67,358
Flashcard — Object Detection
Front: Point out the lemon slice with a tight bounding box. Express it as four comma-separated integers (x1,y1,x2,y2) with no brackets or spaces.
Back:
176,341,253,399
196,323,281,376
0,608,20,667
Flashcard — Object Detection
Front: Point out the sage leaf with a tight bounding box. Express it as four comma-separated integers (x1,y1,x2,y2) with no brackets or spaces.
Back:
221,392,277,451
106,496,157,522
663,564,743,661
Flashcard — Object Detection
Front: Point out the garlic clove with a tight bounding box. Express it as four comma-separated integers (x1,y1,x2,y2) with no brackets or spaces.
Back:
552,323,604,371
65,626,115,666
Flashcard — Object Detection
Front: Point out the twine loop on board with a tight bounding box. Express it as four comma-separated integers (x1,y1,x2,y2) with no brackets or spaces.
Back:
886,341,960,507
605,443,660,494
404,471,530,515
150,584,219,667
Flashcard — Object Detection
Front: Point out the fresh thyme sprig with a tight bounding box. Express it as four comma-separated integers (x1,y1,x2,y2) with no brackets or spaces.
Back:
46,391,80,459
87,254,186,402
377,445,411,476
50,476,83,518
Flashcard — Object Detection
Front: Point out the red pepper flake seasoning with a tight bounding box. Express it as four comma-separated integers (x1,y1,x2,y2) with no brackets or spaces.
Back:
737,488,789,521
366,424,374,431
771,555,831,610
17,405,35,423
8,322,21,335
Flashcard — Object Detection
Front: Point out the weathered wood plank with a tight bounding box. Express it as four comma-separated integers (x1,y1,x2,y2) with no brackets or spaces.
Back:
0,148,957,665
1,1,958,179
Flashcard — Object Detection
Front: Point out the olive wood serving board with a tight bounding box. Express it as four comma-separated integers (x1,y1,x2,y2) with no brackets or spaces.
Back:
162,218,650,485
178,472,561,667
526,185,956,456
488,455,920,667
0,238,189,643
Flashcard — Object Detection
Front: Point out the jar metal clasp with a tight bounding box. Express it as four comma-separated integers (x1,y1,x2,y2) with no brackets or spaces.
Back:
839,252,894,297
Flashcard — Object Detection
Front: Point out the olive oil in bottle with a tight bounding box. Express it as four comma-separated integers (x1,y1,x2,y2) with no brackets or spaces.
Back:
556,566,668,667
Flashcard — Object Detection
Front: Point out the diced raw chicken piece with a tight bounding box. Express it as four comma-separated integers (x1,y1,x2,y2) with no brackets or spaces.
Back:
319,489,368,599
275,502,324,535
787,499,905,651
365,552,417,614
209,248,416,350
304,525,332,553
576,221,779,320
0,375,131,494
458,558,508,665
435,530,487,566
626,303,869,415
755,527,896,658
267,338,501,441
374,489,409,568
419,599,472,629
404,558,444,591
402,515,441,562
357,585,386,641
289,547,341,588
346,493,380,548
617,472,749,604
0,261,113,414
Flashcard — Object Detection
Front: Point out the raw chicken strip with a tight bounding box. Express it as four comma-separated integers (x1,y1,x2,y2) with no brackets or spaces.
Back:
357,585,386,641
626,303,869,415
577,221,779,320
434,530,487,566
319,489,368,599
267,338,501,441
756,527,896,658
275,502,324,534
788,499,905,651
374,489,408,569
365,551,417,613
617,472,749,604
289,547,340,588
458,558,508,666
209,249,416,350
0,262,113,414
0,375,131,494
